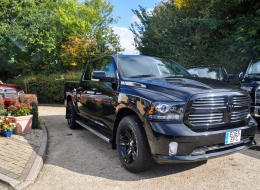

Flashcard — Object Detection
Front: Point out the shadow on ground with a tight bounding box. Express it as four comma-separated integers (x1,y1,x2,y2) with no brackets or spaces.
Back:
40,115,209,181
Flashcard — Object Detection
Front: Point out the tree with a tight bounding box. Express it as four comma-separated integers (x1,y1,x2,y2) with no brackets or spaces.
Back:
130,0,260,76
0,0,123,80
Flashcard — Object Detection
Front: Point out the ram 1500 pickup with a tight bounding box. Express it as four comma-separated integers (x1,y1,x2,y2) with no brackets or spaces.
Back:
64,55,257,173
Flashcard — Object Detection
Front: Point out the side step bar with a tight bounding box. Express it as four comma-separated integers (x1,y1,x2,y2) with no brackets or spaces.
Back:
76,120,112,143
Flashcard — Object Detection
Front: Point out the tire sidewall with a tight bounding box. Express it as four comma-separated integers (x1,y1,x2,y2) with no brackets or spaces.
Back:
116,116,145,172
67,101,78,129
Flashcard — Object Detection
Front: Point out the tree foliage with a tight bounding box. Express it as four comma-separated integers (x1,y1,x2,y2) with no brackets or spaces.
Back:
0,0,123,80
130,0,260,77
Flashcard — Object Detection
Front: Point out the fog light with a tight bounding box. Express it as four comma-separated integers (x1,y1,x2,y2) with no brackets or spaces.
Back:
169,142,178,155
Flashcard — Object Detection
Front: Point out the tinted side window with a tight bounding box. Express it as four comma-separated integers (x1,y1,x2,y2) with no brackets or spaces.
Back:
82,58,101,81
97,57,115,77
82,57,115,81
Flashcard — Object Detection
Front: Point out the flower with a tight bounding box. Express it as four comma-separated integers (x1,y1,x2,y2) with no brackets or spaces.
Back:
0,117,16,131
8,102,32,116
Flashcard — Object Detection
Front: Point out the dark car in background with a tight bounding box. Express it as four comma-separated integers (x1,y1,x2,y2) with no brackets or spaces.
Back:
187,66,235,83
239,59,260,119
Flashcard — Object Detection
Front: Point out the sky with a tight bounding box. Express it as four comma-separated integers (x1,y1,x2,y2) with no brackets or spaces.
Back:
109,0,160,54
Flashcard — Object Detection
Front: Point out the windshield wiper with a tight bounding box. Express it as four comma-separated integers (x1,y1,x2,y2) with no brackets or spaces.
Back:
128,74,155,78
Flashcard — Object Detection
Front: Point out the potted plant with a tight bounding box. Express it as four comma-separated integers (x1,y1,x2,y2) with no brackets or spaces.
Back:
7,102,33,134
8,102,32,116
0,117,16,137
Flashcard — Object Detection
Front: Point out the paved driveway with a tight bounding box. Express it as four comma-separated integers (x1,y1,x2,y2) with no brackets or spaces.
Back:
26,106,260,190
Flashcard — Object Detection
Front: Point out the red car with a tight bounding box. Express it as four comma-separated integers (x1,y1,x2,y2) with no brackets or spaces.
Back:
0,81,24,108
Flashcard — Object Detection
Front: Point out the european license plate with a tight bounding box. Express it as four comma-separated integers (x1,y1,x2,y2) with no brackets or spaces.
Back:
225,130,241,145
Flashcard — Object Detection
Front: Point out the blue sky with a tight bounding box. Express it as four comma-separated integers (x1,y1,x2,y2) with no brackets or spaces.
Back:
109,0,159,27
109,0,161,54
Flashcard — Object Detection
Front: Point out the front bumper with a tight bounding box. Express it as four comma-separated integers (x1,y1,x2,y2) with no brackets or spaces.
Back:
145,119,257,164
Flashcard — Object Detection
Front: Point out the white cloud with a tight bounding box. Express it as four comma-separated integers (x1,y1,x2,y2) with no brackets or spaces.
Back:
131,15,141,25
112,26,139,55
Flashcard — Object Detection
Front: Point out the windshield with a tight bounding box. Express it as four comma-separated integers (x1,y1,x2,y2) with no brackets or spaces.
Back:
117,55,191,78
187,66,223,80
247,60,260,75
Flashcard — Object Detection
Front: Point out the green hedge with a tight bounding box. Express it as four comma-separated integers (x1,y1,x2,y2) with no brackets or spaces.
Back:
7,71,82,104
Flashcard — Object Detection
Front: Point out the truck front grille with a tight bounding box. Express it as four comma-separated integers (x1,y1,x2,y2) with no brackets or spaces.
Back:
188,94,249,128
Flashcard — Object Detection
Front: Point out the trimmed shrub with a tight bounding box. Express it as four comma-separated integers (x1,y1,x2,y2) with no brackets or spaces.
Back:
7,70,82,104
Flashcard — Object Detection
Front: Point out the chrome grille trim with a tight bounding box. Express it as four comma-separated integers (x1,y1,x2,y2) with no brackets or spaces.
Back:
231,110,248,122
188,95,249,127
188,112,224,126
233,96,249,107
192,97,225,109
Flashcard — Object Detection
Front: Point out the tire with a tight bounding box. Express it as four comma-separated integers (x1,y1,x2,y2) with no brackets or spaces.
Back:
116,115,155,173
66,101,80,129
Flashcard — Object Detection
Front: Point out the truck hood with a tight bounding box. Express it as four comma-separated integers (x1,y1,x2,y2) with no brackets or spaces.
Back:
123,77,243,101
242,76,260,84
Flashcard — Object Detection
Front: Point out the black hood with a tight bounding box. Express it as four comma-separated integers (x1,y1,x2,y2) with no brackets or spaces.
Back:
242,75,260,84
124,77,243,101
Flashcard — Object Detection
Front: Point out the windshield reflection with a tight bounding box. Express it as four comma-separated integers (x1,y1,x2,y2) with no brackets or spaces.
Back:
117,55,191,78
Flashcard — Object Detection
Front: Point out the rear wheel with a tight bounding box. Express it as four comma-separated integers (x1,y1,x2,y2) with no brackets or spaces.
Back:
66,101,80,129
116,115,154,173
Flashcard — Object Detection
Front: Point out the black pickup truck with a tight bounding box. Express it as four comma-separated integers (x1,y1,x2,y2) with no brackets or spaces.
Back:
239,59,260,119
64,55,257,173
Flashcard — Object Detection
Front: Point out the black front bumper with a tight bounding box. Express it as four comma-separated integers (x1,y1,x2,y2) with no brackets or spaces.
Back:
145,120,257,164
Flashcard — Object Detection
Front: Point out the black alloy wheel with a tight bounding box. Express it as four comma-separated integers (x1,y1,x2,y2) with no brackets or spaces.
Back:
116,115,154,173
66,101,79,129
119,125,137,164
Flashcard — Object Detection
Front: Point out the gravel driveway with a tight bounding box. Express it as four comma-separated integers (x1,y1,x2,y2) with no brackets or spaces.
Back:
26,106,260,190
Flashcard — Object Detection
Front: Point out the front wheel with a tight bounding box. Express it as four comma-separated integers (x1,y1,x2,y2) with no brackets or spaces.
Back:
66,101,80,129
116,115,155,173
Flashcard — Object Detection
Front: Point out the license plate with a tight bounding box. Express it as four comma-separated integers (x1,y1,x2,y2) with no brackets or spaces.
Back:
225,130,241,145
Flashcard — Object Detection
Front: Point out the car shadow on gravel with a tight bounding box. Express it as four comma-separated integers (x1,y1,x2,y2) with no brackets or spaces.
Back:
40,115,208,181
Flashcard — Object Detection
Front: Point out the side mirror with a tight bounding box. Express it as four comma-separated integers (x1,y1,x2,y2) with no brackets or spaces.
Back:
91,71,115,82
192,74,198,77
238,72,244,81
227,74,235,80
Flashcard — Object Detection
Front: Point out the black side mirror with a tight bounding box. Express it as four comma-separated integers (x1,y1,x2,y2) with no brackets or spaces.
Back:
91,71,115,82
91,71,106,81
227,74,235,80
192,74,198,77
238,72,244,81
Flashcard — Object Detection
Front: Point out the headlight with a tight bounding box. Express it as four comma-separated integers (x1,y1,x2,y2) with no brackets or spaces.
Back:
241,86,253,92
147,102,186,121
